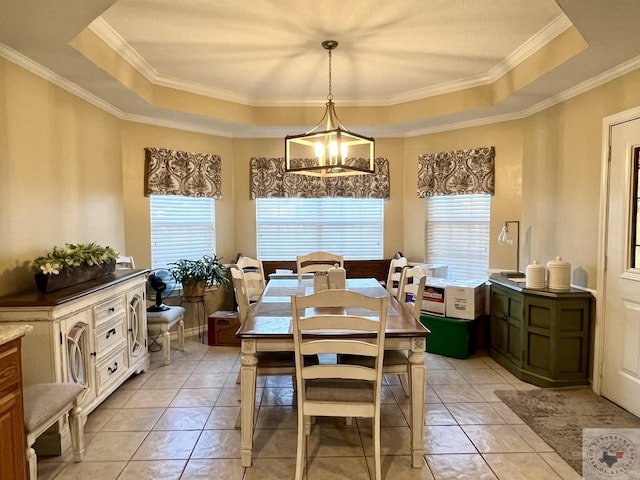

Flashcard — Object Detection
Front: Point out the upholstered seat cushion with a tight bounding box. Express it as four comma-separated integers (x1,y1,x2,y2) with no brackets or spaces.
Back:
339,350,409,367
256,351,319,368
305,378,375,402
147,306,185,327
23,383,84,433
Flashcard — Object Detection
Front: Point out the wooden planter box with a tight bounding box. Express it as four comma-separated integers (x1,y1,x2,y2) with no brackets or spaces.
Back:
34,262,116,293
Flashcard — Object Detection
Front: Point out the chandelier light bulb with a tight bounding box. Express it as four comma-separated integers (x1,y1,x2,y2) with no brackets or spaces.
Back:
341,142,348,158
329,140,339,157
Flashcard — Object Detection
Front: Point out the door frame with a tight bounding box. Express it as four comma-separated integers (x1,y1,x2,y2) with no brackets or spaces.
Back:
595,105,640,394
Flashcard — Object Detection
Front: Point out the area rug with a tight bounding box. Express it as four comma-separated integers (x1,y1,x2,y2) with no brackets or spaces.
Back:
494,387,640,475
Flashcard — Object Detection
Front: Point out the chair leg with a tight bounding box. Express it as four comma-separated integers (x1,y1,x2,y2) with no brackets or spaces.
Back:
373,414,382,480
399,373,410,397
234,407,241,429
295,414,307,480
304,415,312,436
26,445,37,480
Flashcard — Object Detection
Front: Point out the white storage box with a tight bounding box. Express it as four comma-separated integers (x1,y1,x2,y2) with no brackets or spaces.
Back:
421,277,448,316
445,280,486,320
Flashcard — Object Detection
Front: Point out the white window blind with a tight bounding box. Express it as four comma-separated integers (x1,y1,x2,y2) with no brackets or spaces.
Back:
425,194,490,281
256,198,383,260
150,195,216,270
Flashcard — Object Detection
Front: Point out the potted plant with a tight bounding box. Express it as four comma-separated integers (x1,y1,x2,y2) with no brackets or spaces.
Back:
169,254,228,301
31,242,119,293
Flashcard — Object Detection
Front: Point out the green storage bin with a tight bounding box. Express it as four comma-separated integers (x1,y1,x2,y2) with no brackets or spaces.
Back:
420,313,478,359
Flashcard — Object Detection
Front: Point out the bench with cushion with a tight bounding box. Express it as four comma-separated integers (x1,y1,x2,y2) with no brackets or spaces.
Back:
23,382,85,479
147,305,185,365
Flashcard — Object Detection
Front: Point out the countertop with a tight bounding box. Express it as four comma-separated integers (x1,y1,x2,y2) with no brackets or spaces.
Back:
489,274,593,298
0,324,33,346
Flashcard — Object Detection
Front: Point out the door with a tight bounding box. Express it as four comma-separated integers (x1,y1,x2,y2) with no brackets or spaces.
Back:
601,116,640,416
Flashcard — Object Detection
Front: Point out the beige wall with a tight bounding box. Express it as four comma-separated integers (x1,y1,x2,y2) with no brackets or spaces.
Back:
522,68,640,289
229,137,406,260
4,53,640,298
403,121,524,270
120,122,235,267
0,58,124,295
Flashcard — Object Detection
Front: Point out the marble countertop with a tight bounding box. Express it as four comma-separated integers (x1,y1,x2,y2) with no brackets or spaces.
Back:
0,324,33,345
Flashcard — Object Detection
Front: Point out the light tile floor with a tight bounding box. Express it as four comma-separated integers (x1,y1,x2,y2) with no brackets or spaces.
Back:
38,337,581,480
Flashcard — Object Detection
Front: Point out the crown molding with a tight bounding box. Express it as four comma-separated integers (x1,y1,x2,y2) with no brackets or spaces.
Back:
90,13,573,108
4,35,640,140
520,54,640,118
0,42,122,117
89,17,258,106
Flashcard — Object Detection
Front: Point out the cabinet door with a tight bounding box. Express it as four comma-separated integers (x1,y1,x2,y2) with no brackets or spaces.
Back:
490,288,508,355
0,389,27,479
504,292,524,367
127,286,147,361
63,317,96,406
0,339,27,480
490,284,524,367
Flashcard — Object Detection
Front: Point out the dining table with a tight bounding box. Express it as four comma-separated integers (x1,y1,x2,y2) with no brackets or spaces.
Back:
236,276,430,468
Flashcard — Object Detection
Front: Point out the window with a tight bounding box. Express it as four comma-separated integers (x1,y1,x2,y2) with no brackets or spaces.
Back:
256,198,383,260
150,195,216,269
425,194,490,281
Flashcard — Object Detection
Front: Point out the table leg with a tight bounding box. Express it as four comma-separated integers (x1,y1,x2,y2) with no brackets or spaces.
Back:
409,337,426,468
240,341,258,467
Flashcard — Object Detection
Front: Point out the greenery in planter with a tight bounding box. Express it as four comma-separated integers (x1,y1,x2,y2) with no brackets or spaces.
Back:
168,254,229,290
32,242,119,275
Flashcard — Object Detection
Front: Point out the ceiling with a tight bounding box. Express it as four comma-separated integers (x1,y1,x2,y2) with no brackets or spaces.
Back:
1,0,640,138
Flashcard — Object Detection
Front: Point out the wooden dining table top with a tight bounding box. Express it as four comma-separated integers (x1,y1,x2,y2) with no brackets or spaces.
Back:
237,277,431,339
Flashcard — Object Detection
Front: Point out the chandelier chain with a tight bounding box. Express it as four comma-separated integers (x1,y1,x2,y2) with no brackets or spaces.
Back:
327,48,333,102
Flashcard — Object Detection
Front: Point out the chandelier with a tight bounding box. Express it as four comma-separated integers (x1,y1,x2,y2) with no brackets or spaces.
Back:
285,40,375,177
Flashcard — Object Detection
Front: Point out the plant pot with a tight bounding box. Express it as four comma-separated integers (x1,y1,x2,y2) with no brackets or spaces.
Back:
35,262,116,293
183,282,206,302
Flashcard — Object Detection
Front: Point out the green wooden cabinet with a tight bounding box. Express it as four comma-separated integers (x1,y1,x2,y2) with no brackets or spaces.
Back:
489,275,593,387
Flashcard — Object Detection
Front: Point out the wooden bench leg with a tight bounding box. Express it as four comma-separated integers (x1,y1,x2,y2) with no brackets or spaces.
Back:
26,446,37,480
69,402,85,462
178,318,185,351
162,329,171,365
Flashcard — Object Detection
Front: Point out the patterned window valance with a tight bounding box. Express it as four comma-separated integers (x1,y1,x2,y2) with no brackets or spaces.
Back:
417,146,495,197
250,157,390,199
144,147,222,199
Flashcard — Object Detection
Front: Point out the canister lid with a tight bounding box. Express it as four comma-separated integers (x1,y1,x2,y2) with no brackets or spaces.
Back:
526,260,545,271
547,256,570,268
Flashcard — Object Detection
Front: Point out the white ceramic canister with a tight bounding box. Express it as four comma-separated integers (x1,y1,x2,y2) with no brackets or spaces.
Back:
546,256,571,290
313,271,328,292
525,260,546,289
327,264,346,289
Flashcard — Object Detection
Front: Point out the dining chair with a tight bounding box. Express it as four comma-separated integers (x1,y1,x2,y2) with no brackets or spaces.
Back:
235,255,266,302
385,254,408,298
397,264,427,320
291,289,388,480
341,265,425,398
115,255,135,269
230,266,311,426
296,251,344,280
385,264,426,395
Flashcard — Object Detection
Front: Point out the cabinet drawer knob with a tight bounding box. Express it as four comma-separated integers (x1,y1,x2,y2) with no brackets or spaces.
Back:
108,362,118,374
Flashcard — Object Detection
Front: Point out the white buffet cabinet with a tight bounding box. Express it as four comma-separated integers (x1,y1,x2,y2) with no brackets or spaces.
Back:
0,269,150,453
